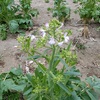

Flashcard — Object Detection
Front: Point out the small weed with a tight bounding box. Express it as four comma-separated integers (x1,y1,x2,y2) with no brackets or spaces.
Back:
76,43,86,50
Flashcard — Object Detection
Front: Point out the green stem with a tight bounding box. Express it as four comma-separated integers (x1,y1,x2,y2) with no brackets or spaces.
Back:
49,45,55,71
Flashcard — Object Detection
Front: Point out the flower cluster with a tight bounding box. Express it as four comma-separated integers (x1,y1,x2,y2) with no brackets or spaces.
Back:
18,19,71,51
38,19,70,47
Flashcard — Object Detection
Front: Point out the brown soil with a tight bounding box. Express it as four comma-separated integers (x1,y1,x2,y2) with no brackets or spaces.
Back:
0,0,100,80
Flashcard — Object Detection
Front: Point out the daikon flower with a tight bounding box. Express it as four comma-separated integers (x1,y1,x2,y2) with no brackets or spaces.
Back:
48,38,55,45
45,23,49,28
25,66,29,73
58,41,64,47
29,60,33,65
30,35,36,41
40,28,46,37
63,32,69,43
64,36,69,43
64,32,68,37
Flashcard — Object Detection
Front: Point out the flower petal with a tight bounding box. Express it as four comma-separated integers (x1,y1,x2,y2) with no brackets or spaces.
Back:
48,38,55,45
58,41,64,47
64,36,69,43
31,35,36,41
45,23,49,28
40,28,46,37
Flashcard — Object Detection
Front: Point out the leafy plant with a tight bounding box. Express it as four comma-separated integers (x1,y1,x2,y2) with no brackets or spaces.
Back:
44,0,49,3
48,0,70,23
0,19,100,100
76,43,86,50
0,67,25,100
92,3,100,23
0,0,39,40
75,0,100,23
1,67,100,100
0,24,7,40
17,0,39,29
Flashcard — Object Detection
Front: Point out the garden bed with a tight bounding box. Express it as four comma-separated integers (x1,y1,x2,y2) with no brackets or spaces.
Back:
0,0,100,79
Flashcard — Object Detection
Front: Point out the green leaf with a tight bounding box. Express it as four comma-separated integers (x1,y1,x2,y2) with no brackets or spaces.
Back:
37,63,46,74
57,82,71,95
30,9,39,17
23,87,33,95
64,67,81,76
30,55,41,59
93,85,100,95
86,90,97,100
27,93,38,100
8,20,19,33
1,79,26,92
72,91,82,100
10,67,23,76
66,41,72,51
29,54,49,62
26,74,34,86
12,84,26,91
55,55,68,68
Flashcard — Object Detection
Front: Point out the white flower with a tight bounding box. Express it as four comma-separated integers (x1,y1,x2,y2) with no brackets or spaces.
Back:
25,66,29,73
29,60,33,65
64,32,68,37
64,36,69,43
45,23,49,28
48,38,55,45
63,32,69,43
40,28,46,37
42,31,46,37
30,35,36,41
14,46,18,48
58,41,64,47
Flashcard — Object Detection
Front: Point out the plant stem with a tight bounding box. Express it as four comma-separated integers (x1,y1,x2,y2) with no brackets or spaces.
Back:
49,45,55,71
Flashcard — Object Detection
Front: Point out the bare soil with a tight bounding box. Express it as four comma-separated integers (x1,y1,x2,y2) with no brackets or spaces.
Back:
0,0,100,80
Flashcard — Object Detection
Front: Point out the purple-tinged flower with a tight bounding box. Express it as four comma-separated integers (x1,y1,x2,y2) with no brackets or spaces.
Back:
64,32,68,37
45,23,49,28
48,38,55,45
58,41,64,47
40,28,46,37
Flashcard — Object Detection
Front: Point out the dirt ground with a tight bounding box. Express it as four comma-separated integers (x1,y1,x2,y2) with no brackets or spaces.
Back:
0,0,100,80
